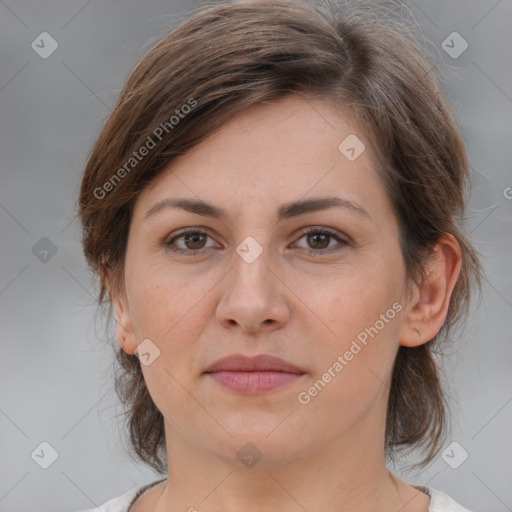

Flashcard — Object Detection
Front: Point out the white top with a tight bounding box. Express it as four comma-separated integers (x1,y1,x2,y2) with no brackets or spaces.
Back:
77,480,472,512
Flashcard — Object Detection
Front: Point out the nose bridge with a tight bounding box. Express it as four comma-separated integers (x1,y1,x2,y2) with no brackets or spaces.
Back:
231,235,273,295
216,234,289,331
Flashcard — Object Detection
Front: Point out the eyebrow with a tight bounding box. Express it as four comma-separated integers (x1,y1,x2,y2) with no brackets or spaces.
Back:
144,196,371,222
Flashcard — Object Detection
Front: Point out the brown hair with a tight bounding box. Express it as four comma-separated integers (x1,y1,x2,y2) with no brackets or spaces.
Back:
78,0,482,473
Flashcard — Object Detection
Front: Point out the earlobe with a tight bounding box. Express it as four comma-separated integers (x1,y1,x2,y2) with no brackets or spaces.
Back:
103,267,138,355
112,298,138,354
399,234,462,347
113,308,138,355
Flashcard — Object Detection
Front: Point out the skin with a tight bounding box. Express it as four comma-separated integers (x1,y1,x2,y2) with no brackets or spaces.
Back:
110,95,461,512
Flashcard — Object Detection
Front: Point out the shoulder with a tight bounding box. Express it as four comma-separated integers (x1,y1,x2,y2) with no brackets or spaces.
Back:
425,486,472,512
76,478,164,512
75,486,139,512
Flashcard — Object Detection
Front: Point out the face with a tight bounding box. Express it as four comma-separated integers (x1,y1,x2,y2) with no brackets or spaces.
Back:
113,95,411,467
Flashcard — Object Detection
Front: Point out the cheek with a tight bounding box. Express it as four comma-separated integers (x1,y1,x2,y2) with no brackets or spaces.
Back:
125,257,220,387
128,263,213,430
305,259,403,345
126,255,210,337
296,318,401,437
296,263,403,412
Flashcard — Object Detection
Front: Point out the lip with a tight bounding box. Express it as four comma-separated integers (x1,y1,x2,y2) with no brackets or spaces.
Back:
204,354,305,394
205,354,304,373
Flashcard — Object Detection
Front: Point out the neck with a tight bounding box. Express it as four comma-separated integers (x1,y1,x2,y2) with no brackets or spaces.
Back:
150,421,423,512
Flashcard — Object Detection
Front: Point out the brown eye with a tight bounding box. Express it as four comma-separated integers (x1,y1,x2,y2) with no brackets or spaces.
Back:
293,228,349,255
165,230,217,254
306,232,331,250
182,232,207,250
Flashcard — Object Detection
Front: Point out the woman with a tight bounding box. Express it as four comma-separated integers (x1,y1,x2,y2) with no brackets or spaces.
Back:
77,0,481,510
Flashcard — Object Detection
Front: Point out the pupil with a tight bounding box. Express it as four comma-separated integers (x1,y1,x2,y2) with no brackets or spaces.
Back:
186,233,205,249
309,233,329,249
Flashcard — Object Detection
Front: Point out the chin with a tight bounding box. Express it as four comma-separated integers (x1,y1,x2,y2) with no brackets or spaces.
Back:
205,410,309,466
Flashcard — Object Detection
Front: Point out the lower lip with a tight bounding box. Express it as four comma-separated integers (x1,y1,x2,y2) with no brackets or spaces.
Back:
206,371,304,393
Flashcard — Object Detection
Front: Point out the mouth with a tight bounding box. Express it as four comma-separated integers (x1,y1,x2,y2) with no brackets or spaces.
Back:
203,354,306,394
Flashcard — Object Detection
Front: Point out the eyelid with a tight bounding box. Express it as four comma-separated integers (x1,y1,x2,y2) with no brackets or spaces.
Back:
291,226,350,254
164,227,220,250
164,226,215,240
294,226,349,243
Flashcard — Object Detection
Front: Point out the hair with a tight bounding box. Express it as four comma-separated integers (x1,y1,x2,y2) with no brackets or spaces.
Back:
78,0,482,473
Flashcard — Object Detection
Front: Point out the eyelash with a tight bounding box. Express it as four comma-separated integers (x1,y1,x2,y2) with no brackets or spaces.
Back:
164,227,349,256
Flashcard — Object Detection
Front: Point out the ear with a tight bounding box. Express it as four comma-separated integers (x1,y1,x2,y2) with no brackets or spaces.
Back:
102,266,138,355
399,233,462,347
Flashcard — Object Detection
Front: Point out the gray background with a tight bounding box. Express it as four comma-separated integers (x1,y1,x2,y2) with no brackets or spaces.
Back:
0,1,511,511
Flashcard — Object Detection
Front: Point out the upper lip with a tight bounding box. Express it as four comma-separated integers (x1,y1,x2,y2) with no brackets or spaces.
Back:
204,354,304,374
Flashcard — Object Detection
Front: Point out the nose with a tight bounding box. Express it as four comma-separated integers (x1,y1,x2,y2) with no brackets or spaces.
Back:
215,245,290,333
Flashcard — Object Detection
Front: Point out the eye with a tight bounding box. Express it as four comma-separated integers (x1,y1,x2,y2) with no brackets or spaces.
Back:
292,227,349,256
164,227,349,256
164,229,218,254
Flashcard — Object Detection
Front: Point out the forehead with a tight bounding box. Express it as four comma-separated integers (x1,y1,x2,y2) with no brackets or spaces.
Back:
132,95,389,222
